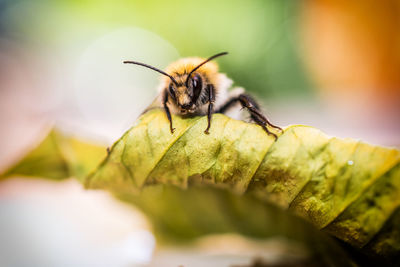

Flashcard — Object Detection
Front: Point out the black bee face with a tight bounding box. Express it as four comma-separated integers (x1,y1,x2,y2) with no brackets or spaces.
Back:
169,73,204,114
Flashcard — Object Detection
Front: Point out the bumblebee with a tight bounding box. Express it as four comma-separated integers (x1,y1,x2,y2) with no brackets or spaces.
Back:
124,52,282,139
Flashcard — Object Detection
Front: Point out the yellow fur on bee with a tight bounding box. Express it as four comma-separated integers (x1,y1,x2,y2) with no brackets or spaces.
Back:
162,57,220,86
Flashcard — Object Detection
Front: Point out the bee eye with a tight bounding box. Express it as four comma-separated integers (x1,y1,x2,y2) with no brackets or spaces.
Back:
192,79,198,88
169,84,176,98
191,74,202,94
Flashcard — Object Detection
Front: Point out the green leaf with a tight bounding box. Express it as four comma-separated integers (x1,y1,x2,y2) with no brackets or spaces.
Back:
2,109,399,264
86,109,400,263
119,185,355,266
1,130,107,182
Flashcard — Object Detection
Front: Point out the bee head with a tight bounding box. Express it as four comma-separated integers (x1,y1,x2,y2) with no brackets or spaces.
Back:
124,52,228,114
167,72,204,114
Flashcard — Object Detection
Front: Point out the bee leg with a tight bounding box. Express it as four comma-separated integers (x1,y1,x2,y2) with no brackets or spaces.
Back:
240,94,283,132
215,97,239,114
216,94,282,140
163,91,175,133
204,85,215,134
249,111,278,140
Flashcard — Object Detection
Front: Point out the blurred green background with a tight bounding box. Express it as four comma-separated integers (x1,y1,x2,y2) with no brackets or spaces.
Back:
0,0,310,98
1,0,398,146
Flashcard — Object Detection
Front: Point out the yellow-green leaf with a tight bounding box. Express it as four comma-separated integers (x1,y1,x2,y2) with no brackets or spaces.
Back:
2,109,399,264
86,109,400,263
1,130,106,182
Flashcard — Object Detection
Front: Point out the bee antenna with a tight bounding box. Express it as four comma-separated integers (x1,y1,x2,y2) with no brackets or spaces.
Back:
185,52,228,87
123,60,178,85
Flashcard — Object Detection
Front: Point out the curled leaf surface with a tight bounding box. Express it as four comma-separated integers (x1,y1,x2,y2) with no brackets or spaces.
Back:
1,130,106,181
2,109,399,264
87,109,400,262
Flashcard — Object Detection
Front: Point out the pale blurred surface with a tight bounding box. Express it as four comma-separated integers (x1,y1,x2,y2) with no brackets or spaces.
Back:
0,178,313,267
0,178,154,267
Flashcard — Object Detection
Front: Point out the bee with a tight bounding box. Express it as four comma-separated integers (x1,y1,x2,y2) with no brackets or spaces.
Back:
124,52,282,139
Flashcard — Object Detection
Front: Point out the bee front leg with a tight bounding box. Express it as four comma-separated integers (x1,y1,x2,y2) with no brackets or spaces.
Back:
163,91,175,133
204,85,215,134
